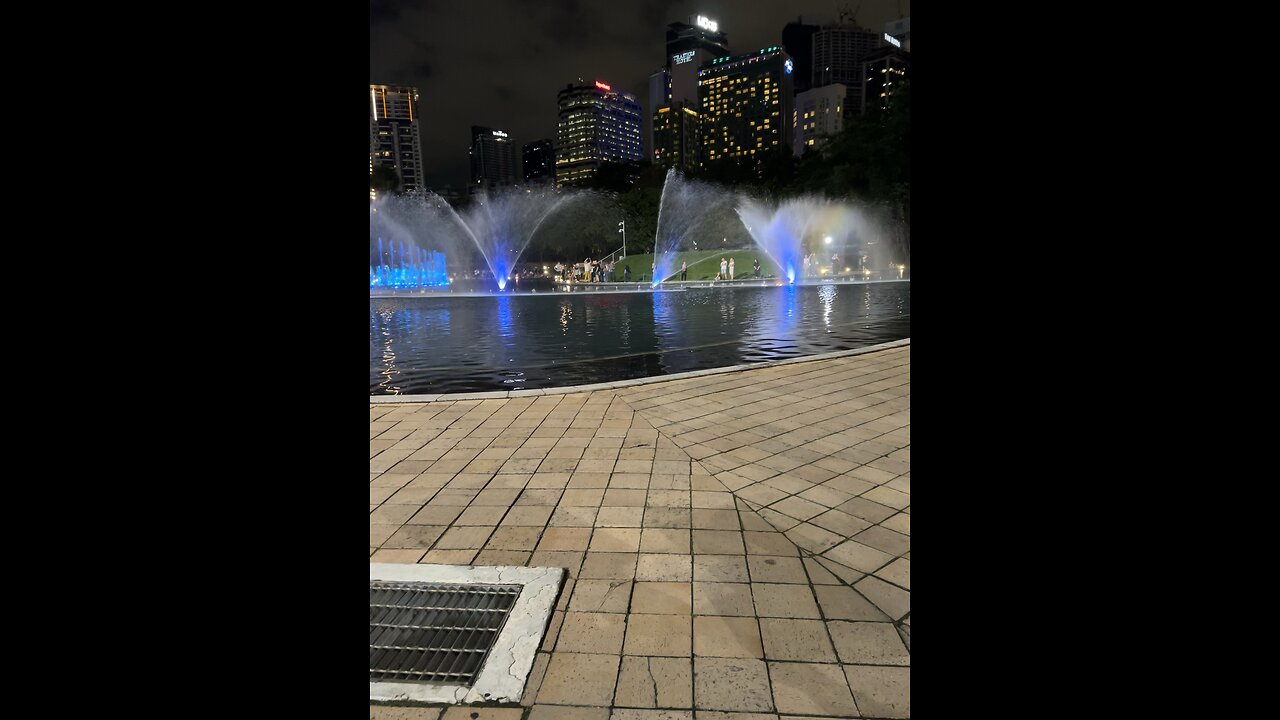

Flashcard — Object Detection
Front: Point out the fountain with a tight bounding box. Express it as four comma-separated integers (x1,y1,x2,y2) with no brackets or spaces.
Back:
651,169,741,286
737,197,902,284
370,237,449,289
370,187,588,292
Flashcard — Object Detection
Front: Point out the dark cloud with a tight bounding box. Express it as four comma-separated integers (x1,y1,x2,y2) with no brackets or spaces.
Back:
371,0,910,188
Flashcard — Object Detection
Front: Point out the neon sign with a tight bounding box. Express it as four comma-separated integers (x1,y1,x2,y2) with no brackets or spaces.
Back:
492,130,508,137
595,81,611,91
784,59,793,74
673,50,695,65
696,15,718,32
884,33,901,48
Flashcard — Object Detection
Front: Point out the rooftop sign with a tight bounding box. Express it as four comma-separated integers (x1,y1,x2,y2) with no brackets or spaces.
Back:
695,15,718,32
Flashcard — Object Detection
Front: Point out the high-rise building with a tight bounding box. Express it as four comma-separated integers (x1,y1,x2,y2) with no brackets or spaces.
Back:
469,126,518,194
697,46,794,171
555,80,644,188
370,85,424,193
666,15,731,107
793,84,846,156
861,47,910,114
782,18,819,94
522,139,555,186
812,25,882,118
885,17,911,52
646,68,670,160
652,102,701,174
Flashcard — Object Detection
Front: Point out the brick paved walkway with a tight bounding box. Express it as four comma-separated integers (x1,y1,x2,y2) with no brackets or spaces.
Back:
370,343,910,719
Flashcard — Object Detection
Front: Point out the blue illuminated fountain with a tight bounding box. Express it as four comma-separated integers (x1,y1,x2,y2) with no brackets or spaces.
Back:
370,237,449,289
455,187,579,290
735,198,818,284
737,197,892,284
370,187,584,292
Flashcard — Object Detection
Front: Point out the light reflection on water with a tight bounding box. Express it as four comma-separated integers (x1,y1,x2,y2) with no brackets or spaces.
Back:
370,282,909,394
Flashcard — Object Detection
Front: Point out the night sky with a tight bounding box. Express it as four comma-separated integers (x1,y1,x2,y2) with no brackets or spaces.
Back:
370,0,910,189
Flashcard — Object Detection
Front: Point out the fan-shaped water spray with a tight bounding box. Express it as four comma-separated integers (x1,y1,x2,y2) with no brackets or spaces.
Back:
651,169,740,286
737,196,898,284
370,187,589,291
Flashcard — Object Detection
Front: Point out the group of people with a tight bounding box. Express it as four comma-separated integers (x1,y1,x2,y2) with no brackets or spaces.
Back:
802,253,842,278
554,259,615,283
673,256,762,282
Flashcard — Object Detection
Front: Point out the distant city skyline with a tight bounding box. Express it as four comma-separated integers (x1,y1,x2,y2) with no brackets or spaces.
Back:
370,0,910,188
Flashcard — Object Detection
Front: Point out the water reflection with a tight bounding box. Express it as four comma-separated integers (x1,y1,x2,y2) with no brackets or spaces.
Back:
819,284,836,329
371,283,909,394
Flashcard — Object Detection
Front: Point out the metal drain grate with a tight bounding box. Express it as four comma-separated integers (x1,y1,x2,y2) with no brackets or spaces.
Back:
369,580,522,685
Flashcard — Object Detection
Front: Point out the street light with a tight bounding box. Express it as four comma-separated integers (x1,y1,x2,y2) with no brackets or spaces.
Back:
618,221,626,257
824,236,833,245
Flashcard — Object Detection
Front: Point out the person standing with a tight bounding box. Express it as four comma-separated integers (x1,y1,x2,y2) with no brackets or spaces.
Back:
624,264,631,282
753,258,761,278
729,258,735,280
719,257,728,280
680,260,687,281
832,253,840,276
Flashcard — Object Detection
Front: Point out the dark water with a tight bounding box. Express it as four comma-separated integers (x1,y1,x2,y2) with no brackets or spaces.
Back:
370,281,910,395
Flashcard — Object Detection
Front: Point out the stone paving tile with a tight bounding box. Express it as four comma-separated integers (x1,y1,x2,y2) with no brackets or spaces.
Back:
828,621,910,665
693,658,774,712
768,662,859,716
371,349,911,719
746,556,808,584
759,618,838,662
693,615,763,658
581,552,639,580
632,582,693,615
614,656,692,708
537,652,621,705
625,613,692,656
556,612,627,654
752,583,821,619
844,665,910,718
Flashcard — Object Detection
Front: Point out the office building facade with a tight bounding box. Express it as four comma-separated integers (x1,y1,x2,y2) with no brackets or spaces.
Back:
469,126,518,194
652,102,700,173
861,47,910,113
812,25,881,118
555,80,644,187
370,84,424,193
793,83,846,156
782,18,819,94
697,46,794,171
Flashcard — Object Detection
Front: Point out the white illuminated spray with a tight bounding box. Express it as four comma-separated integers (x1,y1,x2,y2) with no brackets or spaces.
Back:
651,169,740,286
371,188,593,292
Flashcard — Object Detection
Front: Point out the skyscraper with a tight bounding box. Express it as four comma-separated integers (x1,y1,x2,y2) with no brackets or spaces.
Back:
782,18,819,94
812,25,882,118
793,84,846,156
861,47,910,114
555,80,644,188
698,47,794,172
469,126,518,194
885,17,911,51
666,15,731,106
652,102,701,174
646,68,670,160
522,139,555,186
370,85,424,193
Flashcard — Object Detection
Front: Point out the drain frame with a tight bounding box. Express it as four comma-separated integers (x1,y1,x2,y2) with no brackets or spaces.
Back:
369,563,565,704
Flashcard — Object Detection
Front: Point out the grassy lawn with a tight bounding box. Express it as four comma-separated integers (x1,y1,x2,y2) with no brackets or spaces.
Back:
604,249,783,282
